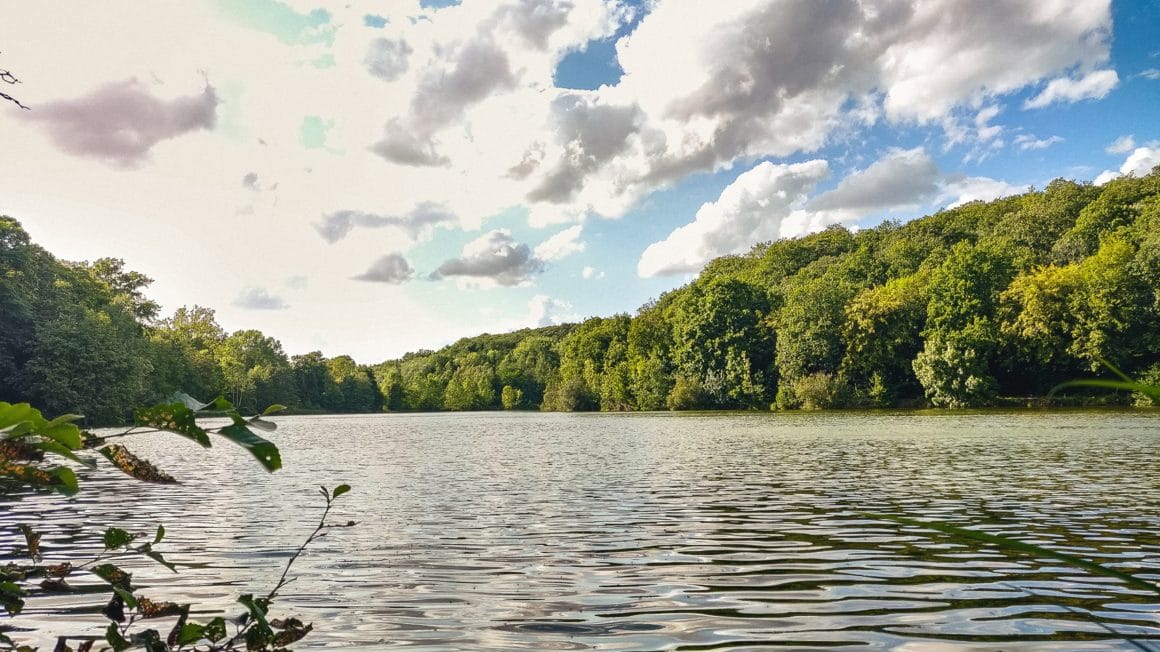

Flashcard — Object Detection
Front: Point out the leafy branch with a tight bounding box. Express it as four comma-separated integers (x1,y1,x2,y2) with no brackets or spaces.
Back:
0,396,352,651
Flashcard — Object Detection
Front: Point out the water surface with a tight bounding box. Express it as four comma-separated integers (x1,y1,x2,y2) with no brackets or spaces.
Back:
3,411,1159,650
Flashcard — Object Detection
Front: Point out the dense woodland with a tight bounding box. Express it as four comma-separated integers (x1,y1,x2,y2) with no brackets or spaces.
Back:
2,169,1158,423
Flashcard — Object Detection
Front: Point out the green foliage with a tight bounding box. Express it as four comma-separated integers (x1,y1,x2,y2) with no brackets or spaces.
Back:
4,167,1160,417
0,396,352,650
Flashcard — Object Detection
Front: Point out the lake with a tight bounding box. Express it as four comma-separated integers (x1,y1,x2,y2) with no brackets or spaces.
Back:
3,411,1159,650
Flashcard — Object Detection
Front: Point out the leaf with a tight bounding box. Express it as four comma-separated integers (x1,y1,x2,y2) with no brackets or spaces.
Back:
1050,378,1160,401
209,397,234,412
865,513,1160,596
238,593,272,632
52,466,78,496
332,484,351,499
217,424,282,472
105,623,130,651
262,403,288,416
40,417,84,450
0,403,38,433
112,586,138,610
175,622,205,646
203,617,227,642
34,439,96,468
141,547,177,573
18,524,40,562
133,402,210,448
247,416,278,432
0,581,25,616
154,524,165,544
99,445,177,483
103,527,134,550
90,564,132,589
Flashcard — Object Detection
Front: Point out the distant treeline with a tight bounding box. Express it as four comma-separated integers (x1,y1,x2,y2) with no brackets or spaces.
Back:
2,168,1158,422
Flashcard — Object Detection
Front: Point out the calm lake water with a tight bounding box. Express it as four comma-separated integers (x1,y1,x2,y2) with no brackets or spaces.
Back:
3,411,1159,650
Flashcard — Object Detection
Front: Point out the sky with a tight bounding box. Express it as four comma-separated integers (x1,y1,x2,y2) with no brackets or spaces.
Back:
1,0,1157,363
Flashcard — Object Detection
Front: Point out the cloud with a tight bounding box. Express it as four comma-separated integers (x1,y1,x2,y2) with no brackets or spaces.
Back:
1105,135,1136,155
638,159,830,277
1015,134,1064,151
315,202,456,243
431,229,544,286
233,286,289,310
1140,68,1160,81
527,294,575,327
353,253,414,284
808,148,940,214
372,37,515,166
242,172,260,189
1094,146,1160,185
581,266,603,280
526,93,642,203
1024,69,1119,109
533,225,585,261
640,149,1025,277
21,79,218,166
364,37,412,82
938,175,1023,208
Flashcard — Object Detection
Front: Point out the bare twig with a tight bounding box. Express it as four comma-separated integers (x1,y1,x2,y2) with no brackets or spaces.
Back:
1,57,30,110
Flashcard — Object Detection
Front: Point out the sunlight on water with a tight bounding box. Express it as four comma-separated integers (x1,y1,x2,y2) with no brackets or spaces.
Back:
2,411,1158,650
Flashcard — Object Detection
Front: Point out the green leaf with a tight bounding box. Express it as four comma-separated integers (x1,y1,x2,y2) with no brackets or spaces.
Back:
52,466,78,496
112,586,138,610
103,527,134,550
1050,378,1160,401
141,547,177,573
134,402,210,448
0,581,26,616
34,439,96,468
237,593,271,630
333,484,351,499
40,416,84,450
865,513,1160,596
247,416,278,432
154,524,165,544
203,617,227,642
176,621,205,645
262,403,288,416
209,397,234,412
217,424,282,472
106,623,131,652
0,403,38,433
91,563,133,589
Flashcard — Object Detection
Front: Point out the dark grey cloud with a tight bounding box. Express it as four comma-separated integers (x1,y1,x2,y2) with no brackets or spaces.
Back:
233,287,288,310
242,172,259,189
22,79,218,166
528,93,641,203
807,148,939,213
353,253,414,284
430,230,544,286
365,37,412,82
372,38,515,166
315,202,456,243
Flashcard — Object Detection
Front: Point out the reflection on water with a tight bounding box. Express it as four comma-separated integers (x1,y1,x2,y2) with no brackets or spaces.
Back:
2,411,1158,650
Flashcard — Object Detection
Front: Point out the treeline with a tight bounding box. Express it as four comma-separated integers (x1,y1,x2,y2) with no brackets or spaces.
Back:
375,169,1160,411
0,217,381,423
2,169,1158,422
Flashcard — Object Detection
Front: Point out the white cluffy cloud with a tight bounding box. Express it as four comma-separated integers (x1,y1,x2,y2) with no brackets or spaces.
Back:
1095,145,1160,185
639,148,1024,277
533,225,586,261
1024,69,1119,109
1105,135,1136,155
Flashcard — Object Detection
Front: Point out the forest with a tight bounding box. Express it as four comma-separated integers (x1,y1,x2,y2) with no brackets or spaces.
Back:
2,168,1157,423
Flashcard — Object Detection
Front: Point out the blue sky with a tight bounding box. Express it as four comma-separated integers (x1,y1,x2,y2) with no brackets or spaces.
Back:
1,0,1157,362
